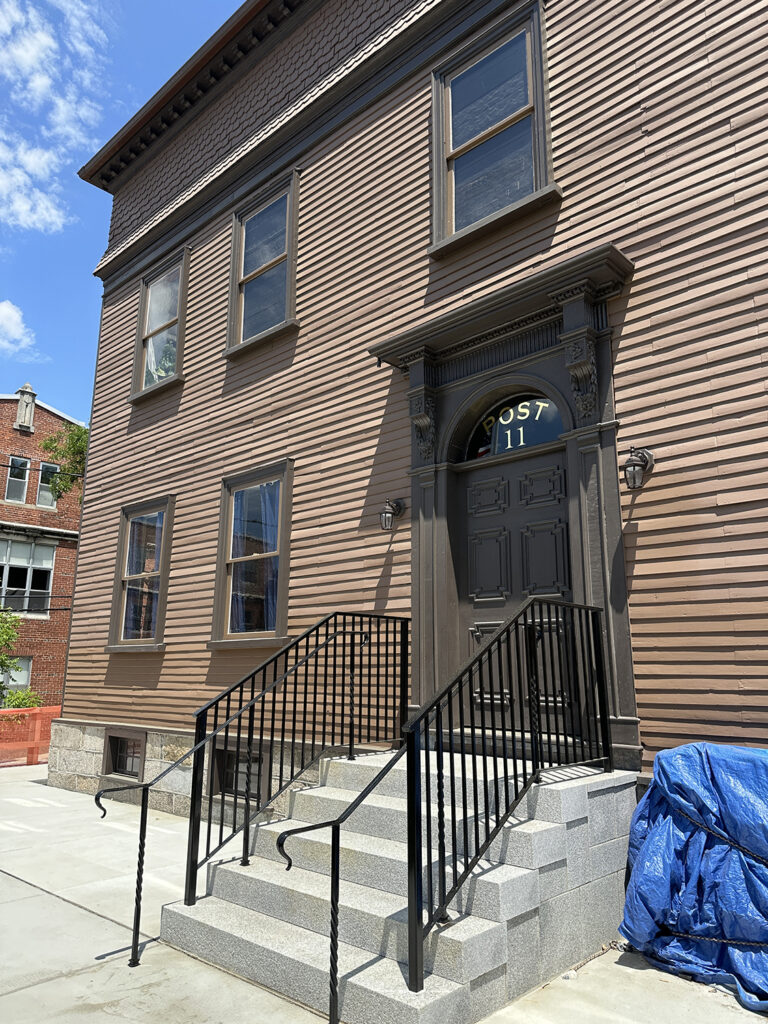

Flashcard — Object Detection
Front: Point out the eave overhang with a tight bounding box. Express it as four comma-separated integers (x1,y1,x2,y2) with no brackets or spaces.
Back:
79,0,311,192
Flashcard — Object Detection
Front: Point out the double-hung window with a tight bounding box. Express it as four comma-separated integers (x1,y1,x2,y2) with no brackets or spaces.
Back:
37,463,59,508
432,8,555,247
0,538,55,614
213,461,293,642
131,249,189,399
3,655,32,701
109,497,174,648
5,457,30,503
227,174,298,355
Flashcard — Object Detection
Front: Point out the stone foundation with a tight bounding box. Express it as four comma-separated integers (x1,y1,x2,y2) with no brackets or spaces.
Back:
47,718,325,819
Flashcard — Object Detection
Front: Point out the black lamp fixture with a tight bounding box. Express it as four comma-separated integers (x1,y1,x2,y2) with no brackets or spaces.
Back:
623,447,654,490
380,498,404,531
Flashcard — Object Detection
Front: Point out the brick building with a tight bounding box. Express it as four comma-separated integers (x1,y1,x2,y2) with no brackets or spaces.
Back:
1,384,83,706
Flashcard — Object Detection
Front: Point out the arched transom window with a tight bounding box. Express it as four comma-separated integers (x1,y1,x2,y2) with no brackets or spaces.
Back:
465,393,564,460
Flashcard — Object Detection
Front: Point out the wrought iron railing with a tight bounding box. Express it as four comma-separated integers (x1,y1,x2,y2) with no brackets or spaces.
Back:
278,597,612,1023
95,611,409,967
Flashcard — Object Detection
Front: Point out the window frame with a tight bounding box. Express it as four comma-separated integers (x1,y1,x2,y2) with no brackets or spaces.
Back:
5,456,30,504
225,171,300,358
0,537,56,617
129,247,190,403
429,3,559,256
210,459,293,647
2,654,32,699
107,495,175,651
36,462,59,508
102,728,146,780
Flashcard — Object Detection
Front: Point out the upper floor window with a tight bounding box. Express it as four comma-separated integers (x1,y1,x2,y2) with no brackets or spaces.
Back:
37,463,59,508
108,497,174,648
227,174,299,356
130,249,189,401
0,537,55,614
432,8,554,248
5,457,30,503
212,460,293,642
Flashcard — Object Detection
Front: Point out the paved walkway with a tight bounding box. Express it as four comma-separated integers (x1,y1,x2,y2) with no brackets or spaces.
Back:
0,764,757,1023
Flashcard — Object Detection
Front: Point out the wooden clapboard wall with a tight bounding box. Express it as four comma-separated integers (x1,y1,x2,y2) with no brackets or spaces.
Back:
65,0,768,768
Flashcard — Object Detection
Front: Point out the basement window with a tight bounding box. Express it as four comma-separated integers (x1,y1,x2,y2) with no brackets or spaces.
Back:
105,734,145,778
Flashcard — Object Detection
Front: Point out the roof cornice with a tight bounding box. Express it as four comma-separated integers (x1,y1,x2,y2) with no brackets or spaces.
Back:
79,0,310,192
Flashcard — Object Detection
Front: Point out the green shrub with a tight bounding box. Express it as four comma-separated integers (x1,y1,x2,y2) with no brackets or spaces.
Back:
4,687,43,709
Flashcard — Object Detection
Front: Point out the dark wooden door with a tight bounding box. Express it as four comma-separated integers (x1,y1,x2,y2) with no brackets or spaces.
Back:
457,449,571,646
454,449,573,742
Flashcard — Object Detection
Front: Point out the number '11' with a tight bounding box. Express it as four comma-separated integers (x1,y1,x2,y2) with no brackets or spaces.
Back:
504,428,525,449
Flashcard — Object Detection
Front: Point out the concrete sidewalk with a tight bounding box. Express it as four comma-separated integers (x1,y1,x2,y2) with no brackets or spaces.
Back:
0,764,757,1023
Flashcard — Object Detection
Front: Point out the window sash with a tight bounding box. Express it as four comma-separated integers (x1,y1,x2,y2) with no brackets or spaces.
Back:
120,510,165,641
135,257,187,395
3,655,31,693
236,191,291,345
440,22,541,236
0,540,55,614
37,463,59,508
5,457,30,503
226,479,281,635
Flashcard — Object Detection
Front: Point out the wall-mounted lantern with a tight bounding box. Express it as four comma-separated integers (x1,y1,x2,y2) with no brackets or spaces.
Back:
623,447,654,490
380,498,404,531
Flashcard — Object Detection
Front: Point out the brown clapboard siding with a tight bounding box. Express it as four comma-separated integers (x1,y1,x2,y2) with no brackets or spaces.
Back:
64,0,768,766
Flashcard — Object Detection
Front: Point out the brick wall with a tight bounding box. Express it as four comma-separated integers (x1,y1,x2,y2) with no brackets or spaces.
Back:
0,393,81,706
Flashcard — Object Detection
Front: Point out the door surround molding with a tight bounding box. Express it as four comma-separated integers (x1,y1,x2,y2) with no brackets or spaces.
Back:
371,244,641,768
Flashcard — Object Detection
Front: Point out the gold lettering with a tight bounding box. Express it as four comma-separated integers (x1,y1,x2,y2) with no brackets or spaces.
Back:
482,415,496,433
498,406,514,424
517,401,530,420
534,400,549,420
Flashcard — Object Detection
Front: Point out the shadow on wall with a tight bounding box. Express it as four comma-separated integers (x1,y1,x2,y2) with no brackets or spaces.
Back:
127,382,184,434
219,330,299,402
422,199,562,310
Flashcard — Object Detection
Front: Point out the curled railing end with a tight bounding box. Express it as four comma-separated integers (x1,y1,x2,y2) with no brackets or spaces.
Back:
276,832,293,871
94,791,107,818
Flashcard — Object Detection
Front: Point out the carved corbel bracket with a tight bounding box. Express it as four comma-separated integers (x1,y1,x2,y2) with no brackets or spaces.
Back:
409,391,436,462
564,329,598,425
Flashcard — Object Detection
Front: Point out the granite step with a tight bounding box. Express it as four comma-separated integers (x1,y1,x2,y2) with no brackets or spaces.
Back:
207,854,506,984
162,896,470,1024
251,817,540,922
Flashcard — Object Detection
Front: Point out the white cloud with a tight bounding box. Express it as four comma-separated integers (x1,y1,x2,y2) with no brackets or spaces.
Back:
0,299,47,362
0,0,108,234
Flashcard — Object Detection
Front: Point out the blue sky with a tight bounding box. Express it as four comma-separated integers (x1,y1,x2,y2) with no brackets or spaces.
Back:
0,0,239,423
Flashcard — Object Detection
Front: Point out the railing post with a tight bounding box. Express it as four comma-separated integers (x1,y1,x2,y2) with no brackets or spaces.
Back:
399,619,409,741
406,726,424,992
128,785,149,967
524,613,541,772
347,632,356,761
329,824,341,1024
242,700,256,866
590,610,614,773
184,710,207,906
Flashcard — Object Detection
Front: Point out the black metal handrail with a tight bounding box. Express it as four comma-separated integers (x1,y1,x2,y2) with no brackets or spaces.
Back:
277,598,612,1023
95,611,410,968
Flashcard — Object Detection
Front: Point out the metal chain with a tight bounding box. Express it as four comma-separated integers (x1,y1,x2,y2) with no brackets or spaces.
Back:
675,806,768,869
668,931,768,948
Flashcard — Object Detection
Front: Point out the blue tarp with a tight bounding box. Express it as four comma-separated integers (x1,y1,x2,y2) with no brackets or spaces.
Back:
620,742,768,1012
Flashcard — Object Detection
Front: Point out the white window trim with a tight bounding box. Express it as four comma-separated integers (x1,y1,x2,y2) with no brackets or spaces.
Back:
5,456,30,504
36,462,59,509
0,537,57,619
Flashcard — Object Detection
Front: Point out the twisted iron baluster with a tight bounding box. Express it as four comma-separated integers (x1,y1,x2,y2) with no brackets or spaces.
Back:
329,825,341,1024
128,785,149,966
